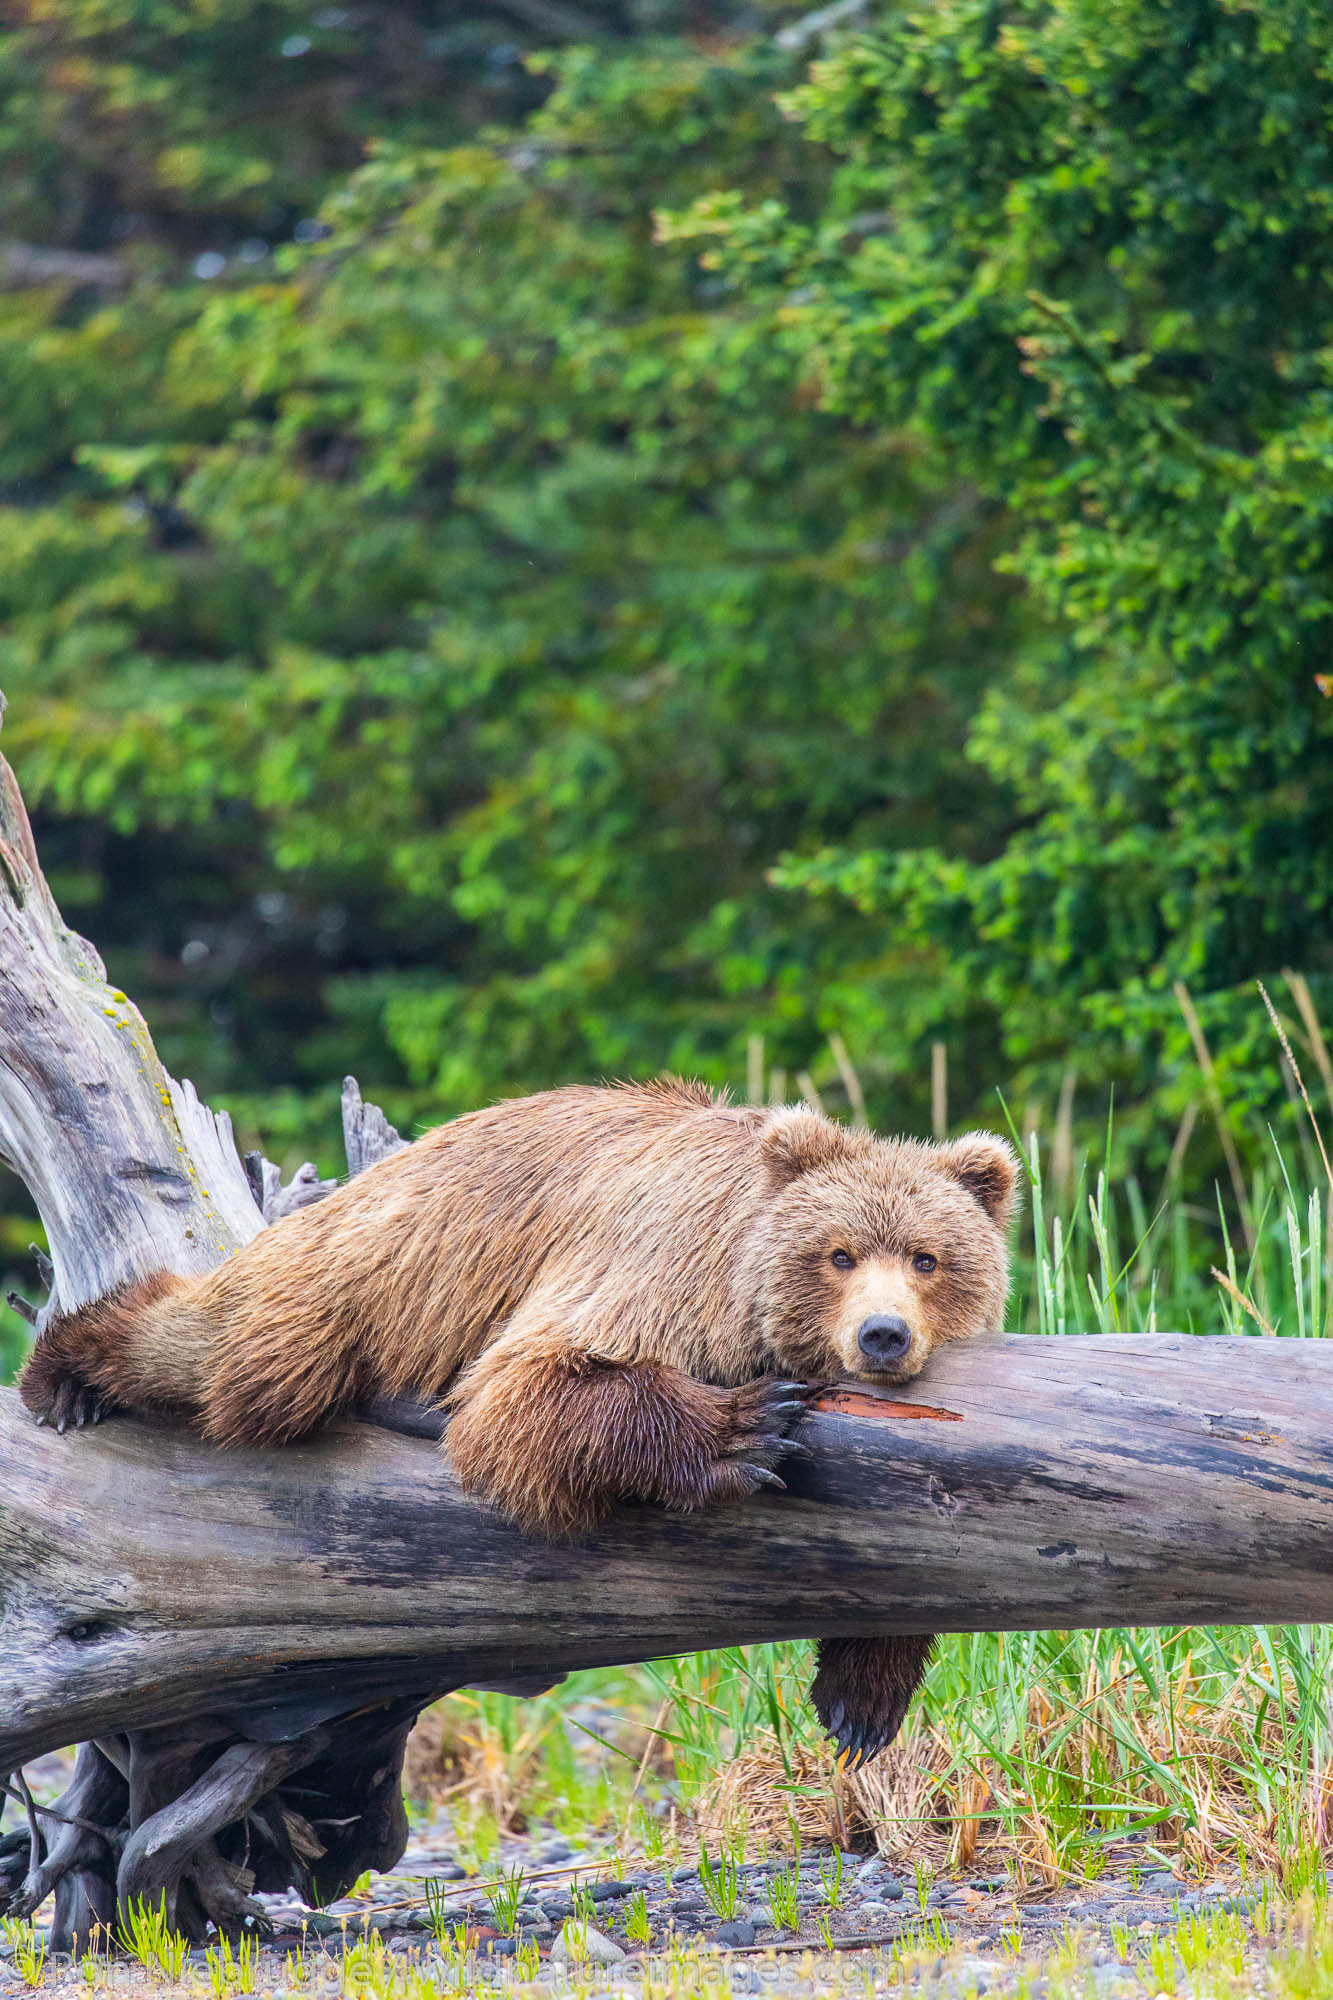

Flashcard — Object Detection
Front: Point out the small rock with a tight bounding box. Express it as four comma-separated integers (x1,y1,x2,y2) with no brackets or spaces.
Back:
713,1919,757,1947
953,1956,1000,1993
542,1842,573,1863
550,1922,626,1968
671,1864,697,1884
858,1901,894,1924
855,1859,886,1886
542,1899,575,1921
482,1936,516,1958
589,1879,631,1903
879,1877,905,1901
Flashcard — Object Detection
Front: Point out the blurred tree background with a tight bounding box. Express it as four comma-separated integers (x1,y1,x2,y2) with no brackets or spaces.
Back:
2,0,1332,1362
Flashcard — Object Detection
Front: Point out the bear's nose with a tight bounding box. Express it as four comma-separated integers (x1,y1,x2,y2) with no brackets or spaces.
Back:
857,1314,913,1366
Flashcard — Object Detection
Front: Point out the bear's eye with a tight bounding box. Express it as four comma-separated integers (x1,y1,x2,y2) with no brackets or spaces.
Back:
830,1248,855,1270
912,1252,937,1275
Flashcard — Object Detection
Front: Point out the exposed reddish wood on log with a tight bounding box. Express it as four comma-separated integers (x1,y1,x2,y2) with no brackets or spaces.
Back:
814,1390,963,1421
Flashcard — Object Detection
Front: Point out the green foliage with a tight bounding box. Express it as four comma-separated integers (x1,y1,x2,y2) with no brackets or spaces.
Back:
679,0,1333,1143
3,0,1333,1317
0,6,1017,1168
0,1,722,255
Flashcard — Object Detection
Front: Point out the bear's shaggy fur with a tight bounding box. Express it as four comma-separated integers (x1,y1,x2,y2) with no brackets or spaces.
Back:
21,1079,1018,1762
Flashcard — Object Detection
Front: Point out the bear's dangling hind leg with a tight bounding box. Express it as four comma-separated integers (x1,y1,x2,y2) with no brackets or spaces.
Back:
445,1327,815,1538
811,1633,936,1769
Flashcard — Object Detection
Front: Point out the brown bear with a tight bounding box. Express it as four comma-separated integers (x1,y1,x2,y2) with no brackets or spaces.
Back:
20,1079,1017,1765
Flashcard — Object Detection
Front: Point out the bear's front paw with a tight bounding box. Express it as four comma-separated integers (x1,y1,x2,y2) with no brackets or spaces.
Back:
811,1633,936,1769
23,1364,116,1434
656,1375,819,1511
19,1303,126,1434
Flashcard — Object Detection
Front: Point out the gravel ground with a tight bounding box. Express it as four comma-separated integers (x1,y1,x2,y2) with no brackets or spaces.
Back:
0,1799,1284,1998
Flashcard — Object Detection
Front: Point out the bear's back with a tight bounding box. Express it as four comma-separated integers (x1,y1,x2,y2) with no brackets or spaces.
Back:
196,1079,773,1398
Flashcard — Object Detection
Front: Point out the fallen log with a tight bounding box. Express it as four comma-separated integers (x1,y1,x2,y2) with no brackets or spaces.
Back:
0,688,1327,1944
7,1324,1333,1792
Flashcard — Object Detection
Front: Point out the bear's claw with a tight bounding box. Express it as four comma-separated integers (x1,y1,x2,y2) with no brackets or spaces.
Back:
741,1463,787,1491
690,1373,820,1509
34,1376,111,1434
810,1633,936,1771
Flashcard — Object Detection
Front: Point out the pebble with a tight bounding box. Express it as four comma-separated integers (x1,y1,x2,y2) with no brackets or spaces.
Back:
858,1900,896,1924
712,1918,757,1947
671,1864,697,1883
953,1955,1000,1992
550,1922,626,1967
303,1913,352,1937
588,1878,631,1902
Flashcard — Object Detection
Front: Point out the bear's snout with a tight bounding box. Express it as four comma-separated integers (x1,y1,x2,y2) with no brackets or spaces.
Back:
856,1314,913,1367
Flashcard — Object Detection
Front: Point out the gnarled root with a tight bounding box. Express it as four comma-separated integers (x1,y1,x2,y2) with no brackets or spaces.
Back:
1,1703,424,1948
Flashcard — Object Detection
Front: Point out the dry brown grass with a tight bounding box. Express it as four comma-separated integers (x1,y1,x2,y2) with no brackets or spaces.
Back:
691,1631,1333,1891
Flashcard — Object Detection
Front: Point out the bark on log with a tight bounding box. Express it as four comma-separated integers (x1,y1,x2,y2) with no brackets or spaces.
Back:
5,1323,1333,1773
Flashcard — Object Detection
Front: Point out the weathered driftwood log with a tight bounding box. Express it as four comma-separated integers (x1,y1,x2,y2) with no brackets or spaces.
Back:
8,1325,1333,1942
10,1325,1333,1791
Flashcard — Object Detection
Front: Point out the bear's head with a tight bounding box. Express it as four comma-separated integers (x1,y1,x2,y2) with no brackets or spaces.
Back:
745,1107,1019,1386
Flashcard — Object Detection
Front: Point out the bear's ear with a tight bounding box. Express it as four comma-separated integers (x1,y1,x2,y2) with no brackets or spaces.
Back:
938,1131,1021,1229
760,1105,858,1181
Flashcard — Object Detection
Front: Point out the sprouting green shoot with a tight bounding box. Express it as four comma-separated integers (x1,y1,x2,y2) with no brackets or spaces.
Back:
818,1848,845,1909
698,1844,743,1921
205,1929,258,1996
765,1865,802,1932
115,1895,189,1981
1,1918,46,1989
486,1863,525,1936
623,1889,652,1945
